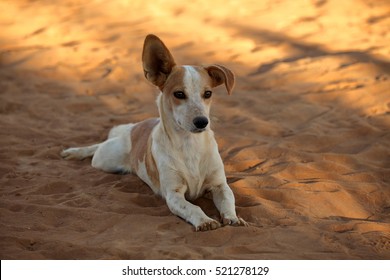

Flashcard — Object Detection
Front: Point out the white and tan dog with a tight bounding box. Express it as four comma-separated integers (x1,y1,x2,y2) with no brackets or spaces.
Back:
61,34,247,231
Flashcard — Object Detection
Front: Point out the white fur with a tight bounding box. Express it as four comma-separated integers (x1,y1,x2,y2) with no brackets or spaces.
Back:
61,36,247,231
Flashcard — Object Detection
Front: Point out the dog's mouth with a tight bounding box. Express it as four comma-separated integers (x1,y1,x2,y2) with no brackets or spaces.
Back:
191,128,206,133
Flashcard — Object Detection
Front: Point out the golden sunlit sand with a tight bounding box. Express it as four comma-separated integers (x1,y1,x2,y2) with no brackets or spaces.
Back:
0,0,389,259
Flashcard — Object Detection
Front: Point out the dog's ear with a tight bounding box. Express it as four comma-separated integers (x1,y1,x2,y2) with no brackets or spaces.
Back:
205,64,235,95
142,34,176,89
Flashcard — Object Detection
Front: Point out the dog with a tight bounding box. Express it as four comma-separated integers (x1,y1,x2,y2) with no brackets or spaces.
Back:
61,34,247,231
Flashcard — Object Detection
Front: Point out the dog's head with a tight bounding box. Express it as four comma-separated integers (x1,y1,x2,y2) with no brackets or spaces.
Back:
142,34,234,133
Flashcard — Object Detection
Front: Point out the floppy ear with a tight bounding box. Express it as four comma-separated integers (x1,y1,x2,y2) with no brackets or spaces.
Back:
142,34,176,89
205,64,235,95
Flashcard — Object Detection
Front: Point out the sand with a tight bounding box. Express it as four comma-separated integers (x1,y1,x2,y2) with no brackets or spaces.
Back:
0,0,389,259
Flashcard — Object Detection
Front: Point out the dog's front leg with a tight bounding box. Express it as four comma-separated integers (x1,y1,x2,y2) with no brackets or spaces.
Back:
211,182,248,227
165,188,221,231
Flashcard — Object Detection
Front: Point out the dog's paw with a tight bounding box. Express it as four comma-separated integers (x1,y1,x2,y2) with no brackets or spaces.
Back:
61,148,85,160
195,219,221,232
221,214,248,227
60,149,71,159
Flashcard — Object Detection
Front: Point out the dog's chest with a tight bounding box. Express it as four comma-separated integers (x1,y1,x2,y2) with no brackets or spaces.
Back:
176,136,213,199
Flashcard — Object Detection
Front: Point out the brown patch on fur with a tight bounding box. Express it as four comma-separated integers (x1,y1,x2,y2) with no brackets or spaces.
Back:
174,187,182,193
162,66,185,98
162,66,185,111
130,118,160,188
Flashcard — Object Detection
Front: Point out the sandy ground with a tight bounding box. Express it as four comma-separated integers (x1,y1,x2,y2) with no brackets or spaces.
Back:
0,0,389,259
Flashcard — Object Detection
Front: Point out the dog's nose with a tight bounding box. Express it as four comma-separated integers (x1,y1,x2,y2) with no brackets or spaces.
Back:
193,116,209,129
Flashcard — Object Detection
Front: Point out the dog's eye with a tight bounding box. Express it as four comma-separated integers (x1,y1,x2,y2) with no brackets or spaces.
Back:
203,90,212,99
173,91,186,99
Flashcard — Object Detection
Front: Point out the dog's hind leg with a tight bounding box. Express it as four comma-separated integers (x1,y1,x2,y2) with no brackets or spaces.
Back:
61,144,100,160
61,124,134,174
91,134,132,174
62,134,132,174
108,124,133,139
